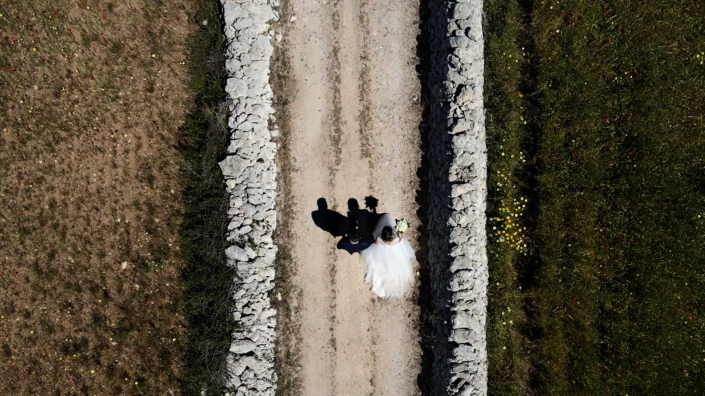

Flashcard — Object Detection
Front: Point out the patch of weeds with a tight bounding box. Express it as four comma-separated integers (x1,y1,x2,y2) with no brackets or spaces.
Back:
102,287,113,302
134,259,153,274
91,311,108,331
108,38,124,56
113,318,133,343
179,0,239,395
132,198,143,212
40,318,56,334
31,261,44,277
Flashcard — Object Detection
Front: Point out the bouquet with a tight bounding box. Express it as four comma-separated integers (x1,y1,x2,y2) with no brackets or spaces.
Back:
396,218,410,234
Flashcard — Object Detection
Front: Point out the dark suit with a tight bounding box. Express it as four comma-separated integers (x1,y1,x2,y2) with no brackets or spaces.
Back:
336,235,374,255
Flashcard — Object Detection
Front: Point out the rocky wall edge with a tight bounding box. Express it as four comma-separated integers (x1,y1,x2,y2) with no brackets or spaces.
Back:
426,0,488,395
217,0,281,394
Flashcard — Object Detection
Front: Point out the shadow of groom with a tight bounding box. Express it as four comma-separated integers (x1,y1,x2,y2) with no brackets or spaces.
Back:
311,198,350,237
311,197,381,238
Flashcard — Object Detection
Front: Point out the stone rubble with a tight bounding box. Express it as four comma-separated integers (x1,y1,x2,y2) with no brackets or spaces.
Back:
219,0,279,394
426,0,488,395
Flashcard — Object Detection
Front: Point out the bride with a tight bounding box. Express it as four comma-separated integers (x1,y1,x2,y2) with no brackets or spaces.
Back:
361,213,416,299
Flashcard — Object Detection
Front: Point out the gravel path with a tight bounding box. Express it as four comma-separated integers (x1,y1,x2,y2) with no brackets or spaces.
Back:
276,0,424,394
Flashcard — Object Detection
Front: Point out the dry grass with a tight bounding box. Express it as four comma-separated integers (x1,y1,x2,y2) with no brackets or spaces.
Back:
0,0,196,394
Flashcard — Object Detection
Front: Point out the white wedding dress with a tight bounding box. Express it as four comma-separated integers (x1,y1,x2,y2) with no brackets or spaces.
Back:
361,214,416,299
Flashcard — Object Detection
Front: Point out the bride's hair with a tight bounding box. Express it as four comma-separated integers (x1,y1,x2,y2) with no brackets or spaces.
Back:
381,226,395,242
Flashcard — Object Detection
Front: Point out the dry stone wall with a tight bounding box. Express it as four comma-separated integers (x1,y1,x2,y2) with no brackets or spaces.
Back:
216,0,487,393
425,0,488,395
218,0,280,394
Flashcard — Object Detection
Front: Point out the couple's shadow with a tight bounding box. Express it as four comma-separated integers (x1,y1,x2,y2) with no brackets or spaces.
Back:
311,196,381,238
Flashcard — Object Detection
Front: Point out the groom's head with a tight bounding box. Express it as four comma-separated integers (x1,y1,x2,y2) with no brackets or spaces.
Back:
349,230,361,244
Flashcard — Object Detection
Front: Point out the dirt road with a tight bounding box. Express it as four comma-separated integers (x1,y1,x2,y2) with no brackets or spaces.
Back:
275,0,423,394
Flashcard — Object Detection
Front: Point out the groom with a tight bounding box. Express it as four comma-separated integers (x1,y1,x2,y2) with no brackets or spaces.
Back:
337,228,374,254
336,198,375,255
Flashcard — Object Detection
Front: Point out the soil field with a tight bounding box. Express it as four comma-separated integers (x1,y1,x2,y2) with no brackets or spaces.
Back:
271,0,425,394
0,1,195,394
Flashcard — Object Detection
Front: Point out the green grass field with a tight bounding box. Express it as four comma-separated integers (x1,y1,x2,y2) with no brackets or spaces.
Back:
485,0,705,394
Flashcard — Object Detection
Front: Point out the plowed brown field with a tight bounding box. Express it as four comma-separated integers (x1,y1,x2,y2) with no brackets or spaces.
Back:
0,1,194,394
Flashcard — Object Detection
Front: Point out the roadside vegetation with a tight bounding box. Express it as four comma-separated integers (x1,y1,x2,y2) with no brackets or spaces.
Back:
485,0,705,394
0,0,194,394
179,0,239,395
